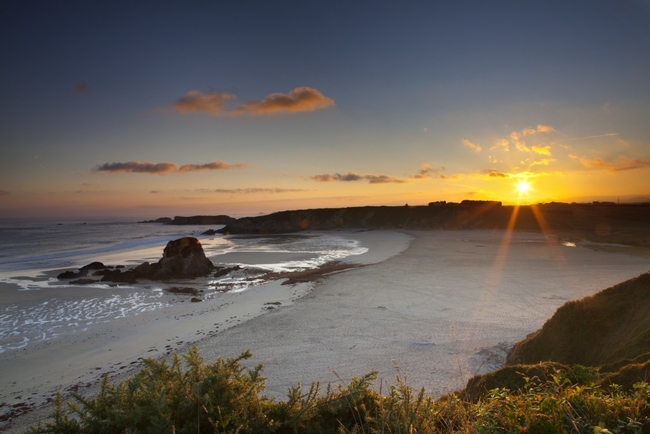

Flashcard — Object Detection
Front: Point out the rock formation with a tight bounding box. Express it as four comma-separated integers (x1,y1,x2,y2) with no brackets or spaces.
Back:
151,237,213,279
58,238,214,284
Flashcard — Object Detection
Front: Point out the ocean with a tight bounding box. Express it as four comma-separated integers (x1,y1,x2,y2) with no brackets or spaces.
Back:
0,219,368,353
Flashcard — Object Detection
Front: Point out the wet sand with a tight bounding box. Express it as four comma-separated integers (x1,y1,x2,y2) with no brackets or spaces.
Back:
3,229,650,432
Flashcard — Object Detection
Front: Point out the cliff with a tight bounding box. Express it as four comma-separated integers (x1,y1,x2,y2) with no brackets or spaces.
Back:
460,272,650,401
170,215,236,225
218,203,650,245
506,272,650,367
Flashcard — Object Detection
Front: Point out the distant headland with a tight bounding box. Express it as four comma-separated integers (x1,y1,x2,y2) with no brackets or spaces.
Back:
141,201,650,247
139,215,236,225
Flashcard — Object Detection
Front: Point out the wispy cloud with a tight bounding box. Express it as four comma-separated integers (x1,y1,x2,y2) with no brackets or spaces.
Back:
311,164,448,184
565,132,619,141
94,160,246,175
462,138,482,152
311,172,405,184
579,156,650,171
166,87,335,117
95,161,179,174
530,158,555,166
229,87,335,116
73,81,89,95
178,161,247,172
483,169,510,178
517,125,557,137
207,188,307,194
491,138,510,152
532,146,551,155
410,164,448,180
173,91,236,116
490,124,557,154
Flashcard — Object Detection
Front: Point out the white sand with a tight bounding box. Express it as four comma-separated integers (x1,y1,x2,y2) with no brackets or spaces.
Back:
3,229,650,432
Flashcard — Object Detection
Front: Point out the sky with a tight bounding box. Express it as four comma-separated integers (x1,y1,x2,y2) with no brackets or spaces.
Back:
1,1,650,219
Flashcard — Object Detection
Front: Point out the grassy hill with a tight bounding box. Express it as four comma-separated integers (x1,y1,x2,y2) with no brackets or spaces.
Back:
506,272,650,367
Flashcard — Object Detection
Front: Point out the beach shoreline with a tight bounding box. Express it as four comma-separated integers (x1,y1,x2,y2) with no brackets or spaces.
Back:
3,229,650,432
0,230,412,431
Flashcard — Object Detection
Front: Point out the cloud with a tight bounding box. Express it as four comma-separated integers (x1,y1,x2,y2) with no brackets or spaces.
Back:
150,190,162,194
525,124,556,135
0,190,9,196
365,175,406,184
178,160,247,172
483,169,510,178
167,87,334,117
412,164,432,179
491,139,510,151
209,188,307,194
173,90,236,116
462,138,482,152
579,156,650,171
514,140,531,152
95,161,179,174
229,87,335,116
311,165,450,184
565,132,619,142
73,82,89,95
532,146,551,155
411,164,448,180
310,172,405,184
491,125,557,154
530,158,555,166
94,160,246,175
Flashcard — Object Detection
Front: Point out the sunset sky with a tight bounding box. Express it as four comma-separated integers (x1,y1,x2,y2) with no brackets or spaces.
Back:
1,1,649,219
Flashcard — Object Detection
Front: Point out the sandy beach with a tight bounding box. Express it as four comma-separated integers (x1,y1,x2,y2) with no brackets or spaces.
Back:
3,229,650,432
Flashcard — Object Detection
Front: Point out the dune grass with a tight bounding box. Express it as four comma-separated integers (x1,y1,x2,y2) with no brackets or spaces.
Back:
507,273,650,367
24,347,650,434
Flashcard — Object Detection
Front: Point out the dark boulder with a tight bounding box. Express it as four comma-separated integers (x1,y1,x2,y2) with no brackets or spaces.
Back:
133,262,158,279
150,237,213,280
57,270,81,280
85,237,214,284
100,269,138,284
80,262,106,272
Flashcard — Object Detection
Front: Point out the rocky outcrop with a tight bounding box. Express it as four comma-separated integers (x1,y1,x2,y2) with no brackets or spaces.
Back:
139,217,173,224
57,262,106,280
139,215,235,225
57,238,214,284
169,215,236,225
151,237,214,279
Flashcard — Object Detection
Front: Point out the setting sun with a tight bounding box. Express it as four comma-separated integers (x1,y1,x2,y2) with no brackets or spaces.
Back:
516,180,531,195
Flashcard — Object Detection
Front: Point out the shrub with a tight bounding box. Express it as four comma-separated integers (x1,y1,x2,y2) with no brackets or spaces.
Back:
25,348,650,434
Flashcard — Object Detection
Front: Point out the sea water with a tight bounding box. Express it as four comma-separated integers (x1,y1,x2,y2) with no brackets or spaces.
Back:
0,219,368,353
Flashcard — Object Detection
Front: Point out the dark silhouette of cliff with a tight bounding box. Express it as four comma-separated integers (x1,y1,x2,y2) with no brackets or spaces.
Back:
217,202,650,245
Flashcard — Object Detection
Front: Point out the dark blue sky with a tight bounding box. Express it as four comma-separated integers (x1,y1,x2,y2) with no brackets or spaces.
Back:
1,1,649,217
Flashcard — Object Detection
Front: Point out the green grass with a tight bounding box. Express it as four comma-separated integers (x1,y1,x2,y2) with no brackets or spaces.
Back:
24,348,650,434
507,273,650,367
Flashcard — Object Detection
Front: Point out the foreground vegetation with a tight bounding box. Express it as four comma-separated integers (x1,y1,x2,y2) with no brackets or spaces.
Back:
23,273,650,432
25,347,650,434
